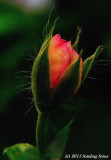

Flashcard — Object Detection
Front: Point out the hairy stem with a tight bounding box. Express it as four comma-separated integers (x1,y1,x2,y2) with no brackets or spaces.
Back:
36,112,50,159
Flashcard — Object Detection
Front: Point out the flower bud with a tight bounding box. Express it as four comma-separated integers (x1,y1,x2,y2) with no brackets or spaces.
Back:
31,33,83,112
49,34,82,93
31,30,102,112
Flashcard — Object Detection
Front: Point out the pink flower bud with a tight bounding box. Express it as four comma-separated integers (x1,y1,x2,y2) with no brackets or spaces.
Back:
49,34,83,93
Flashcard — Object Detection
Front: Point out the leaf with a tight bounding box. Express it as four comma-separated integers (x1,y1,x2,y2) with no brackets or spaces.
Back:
82,46,103,82
4,143,41,160
49,55,81,107
46,119,73,159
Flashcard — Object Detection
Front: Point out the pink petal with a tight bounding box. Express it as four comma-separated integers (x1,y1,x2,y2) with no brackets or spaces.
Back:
49,35,71,88
67,41,79,63
50,34,66,48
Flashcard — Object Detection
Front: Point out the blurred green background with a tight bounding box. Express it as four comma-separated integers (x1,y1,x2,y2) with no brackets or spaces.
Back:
0,0,111,159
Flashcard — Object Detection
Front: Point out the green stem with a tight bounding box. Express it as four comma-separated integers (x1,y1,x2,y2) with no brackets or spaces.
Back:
36,111,59,160
36,112,50,159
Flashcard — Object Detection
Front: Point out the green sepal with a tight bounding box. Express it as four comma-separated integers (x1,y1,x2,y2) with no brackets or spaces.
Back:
31,39,51,112
82,46,103,82
49,55,81,107
39,17,58,55
72,27,82,51
31,19,58,113
4,143,40,160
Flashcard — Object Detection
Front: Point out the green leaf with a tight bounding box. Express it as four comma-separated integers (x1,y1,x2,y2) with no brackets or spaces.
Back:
4,143,41,160
82,46,103,82
49,55,81,107
46,119,73,159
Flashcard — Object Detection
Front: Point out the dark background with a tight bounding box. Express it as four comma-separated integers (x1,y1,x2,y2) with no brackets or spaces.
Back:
0,0,111,159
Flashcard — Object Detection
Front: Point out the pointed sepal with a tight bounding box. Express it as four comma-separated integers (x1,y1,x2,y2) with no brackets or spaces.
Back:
82,46,103,82
31,19,58,112
31,41,51,112
72,27,82,51
46,119,73,159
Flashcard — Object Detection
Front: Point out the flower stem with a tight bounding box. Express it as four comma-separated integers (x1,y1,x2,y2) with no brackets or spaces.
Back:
36,112,50,159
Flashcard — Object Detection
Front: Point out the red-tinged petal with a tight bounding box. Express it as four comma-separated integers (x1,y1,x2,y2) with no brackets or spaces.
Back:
50,34,66,48
67,41,73,53
49,35,71,88
67,41,79,62
71,50,79,63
